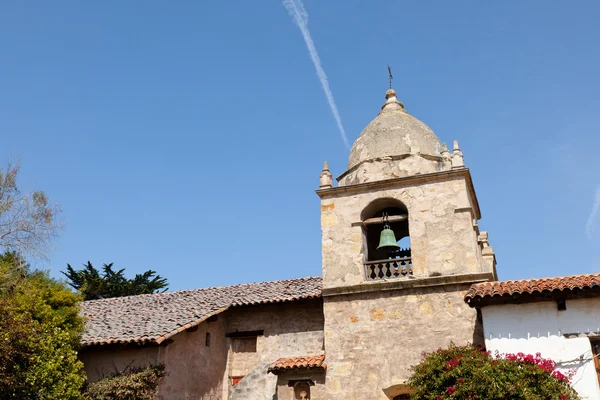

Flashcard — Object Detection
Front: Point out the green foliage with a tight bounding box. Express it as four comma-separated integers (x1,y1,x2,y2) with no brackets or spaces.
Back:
408,345,581,400
0,251,87,399
86,365,166,400
63,262,168,300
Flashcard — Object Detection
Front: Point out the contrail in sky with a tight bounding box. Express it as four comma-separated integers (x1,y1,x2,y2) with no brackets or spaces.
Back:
283,0,350,149
586,185,600,240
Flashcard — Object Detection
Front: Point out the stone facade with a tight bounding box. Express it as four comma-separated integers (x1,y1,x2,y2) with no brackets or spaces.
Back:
316,88,495,399
323,284,482,399
275,370,327,400
227,300,325,400
79,87,500,399
319,171,487,287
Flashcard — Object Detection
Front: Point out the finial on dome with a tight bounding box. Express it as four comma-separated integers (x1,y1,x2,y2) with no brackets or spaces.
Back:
381,88,405,111
319,161,333,189
451,140,465,169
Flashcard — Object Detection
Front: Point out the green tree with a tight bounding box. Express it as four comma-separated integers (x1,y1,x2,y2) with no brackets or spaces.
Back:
0,163,63,260
408,345,580,399
63,262,168,300
0,251,87,399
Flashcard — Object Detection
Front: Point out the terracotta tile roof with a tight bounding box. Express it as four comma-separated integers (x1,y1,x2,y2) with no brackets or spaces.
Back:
464,273,600,306
81,276,322,346
268,354,326,374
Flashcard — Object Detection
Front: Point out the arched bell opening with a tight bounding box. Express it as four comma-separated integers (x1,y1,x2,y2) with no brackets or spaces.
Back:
361,198,413,280
361,198,410,262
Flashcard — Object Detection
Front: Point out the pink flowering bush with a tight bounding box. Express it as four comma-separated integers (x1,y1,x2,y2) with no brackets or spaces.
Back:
408,345,580,399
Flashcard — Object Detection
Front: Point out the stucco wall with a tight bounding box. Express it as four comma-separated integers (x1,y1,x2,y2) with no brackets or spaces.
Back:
323,284,481,400
481,299,600,400
320,174,486,290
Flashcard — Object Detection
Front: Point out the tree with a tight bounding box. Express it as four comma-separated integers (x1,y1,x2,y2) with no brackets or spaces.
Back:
0,163,63,260
0,251,87,399
408,345,580,399
63,262,168,300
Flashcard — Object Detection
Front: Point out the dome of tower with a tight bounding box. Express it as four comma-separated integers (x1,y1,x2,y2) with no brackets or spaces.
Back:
347,89,444,170
338,89,450,186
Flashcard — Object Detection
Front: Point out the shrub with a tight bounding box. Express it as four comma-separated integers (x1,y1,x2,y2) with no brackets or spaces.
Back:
0,252,86,399
86,365,166,400
408,345,580,400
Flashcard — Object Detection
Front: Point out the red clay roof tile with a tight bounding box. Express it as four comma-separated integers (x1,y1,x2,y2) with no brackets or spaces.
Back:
464,273,600,306
268,354,326,374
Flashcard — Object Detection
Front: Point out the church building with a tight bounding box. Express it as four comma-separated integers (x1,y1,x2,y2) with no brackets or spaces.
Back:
80,87,505,399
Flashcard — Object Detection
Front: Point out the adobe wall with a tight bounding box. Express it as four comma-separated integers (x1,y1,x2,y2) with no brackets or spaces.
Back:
79,345,160,382
320,173,486,289
158,314,229,400
82,316,229,399
323,284,482,400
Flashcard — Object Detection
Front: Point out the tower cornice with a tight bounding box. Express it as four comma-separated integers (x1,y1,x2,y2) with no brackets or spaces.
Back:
316,167,481,220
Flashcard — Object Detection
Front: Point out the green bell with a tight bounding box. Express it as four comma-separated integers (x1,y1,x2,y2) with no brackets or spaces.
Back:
377,225,400,251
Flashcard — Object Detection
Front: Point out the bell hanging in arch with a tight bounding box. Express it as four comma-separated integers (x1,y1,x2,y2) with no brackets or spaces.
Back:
377,224,400,251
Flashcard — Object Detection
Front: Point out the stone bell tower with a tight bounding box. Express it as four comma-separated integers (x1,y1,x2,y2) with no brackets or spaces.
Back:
316,89,497,399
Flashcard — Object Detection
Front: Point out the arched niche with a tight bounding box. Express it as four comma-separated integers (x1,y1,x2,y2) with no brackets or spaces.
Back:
293,381,311,399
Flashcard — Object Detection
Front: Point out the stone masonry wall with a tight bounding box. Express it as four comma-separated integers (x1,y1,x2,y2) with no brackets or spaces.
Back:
229,361,277,400
323,284,482,400
338,154,451,187
276,369,327,400
226,299,325,365
320,174,486,289
226,299,325,400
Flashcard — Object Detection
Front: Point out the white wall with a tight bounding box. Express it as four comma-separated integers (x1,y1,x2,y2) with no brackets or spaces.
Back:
482,298,600,400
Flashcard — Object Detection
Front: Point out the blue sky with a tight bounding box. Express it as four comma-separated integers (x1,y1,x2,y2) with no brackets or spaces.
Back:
1,1,599,291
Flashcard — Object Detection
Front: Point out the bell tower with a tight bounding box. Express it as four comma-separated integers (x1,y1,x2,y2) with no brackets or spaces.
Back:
316,88,497,399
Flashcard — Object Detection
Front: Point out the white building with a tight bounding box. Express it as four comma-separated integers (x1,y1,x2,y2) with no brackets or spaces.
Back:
465,274,600,399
